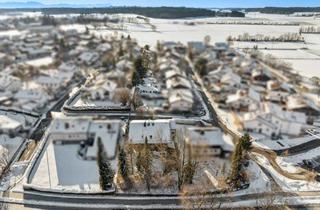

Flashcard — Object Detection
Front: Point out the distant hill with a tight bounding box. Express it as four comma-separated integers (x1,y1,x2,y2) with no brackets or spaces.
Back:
39,7,245,19
0,1,111,9
0,4,245,19
246,7,320,14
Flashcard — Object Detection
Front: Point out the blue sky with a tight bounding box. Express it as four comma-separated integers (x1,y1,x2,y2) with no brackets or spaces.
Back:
2,0,320,8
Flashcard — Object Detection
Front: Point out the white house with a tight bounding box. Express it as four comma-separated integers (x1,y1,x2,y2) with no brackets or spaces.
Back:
58,62,78,73
220,72,242,87
0,73,22,93
0,115,22,135
87,80,118,101
14,89,49,112
186,126,234,158
287,94,320,116
166,77,192,90
78,51,99,65
226,88,261,111
50,113,121,159
265,91,289,104
168,89,194,112
128,119,176,146
136,84,161,98
243,102,307,137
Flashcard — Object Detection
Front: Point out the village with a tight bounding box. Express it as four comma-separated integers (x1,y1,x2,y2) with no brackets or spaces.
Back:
0,11,319,209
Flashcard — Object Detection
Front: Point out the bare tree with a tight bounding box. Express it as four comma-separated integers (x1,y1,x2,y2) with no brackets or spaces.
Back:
113,88,131,106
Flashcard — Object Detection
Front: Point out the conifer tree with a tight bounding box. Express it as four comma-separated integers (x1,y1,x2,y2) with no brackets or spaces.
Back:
118,147,128,180
97,139,114,190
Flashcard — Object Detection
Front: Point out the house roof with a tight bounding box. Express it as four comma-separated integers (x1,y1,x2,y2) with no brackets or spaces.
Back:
168,89,193,104
128,119,174,144
186,126,234,152
166,76,192,90
0,115,22,130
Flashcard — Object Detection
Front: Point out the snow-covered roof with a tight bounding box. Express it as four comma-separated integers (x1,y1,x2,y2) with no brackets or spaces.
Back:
166,76,192,90
0,115,22,131
128,119,175,144
187,127,233,151
168,89,194,104
0,73,21,91
226,88,260,104
220,72,241,85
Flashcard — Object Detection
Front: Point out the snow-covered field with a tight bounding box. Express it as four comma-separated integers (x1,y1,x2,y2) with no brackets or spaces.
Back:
57,12,320,77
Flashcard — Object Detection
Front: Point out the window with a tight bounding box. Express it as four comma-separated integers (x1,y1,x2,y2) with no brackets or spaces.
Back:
149,135,152,139
65,123,69,129
107,124,111,129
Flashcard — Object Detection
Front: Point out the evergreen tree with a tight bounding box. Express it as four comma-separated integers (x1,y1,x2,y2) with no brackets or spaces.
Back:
136,150,143,174
240,133,252,152
118,147,128,180
229,133,252,188
142,137,152,191
118,43,124,57
131,70,141,87
134,56,147,78
183,143,196,185
97,139,114,190
195,58,208,76
183,160,196,185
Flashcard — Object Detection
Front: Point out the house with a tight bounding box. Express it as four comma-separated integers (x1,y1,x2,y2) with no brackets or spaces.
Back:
226,88,261,111
0,115,22,135
50,112,121,159
220,72,242,87
287,95,320,116
78,51,99,65
116,59,133,72
58,62,78,73
242,102,307,138
265,91,289,104
251,68,272,84
97,43,112,53
214,42,229,53
128,119,176,146
165,68,186,80
0,73,21,93
166,77,192,90
186,126,234,159
188,41,206,54
168,89,194,112
35,75,65,91
136,84,161,98
87,80,118,101
27,48,51,59
14,89,49,111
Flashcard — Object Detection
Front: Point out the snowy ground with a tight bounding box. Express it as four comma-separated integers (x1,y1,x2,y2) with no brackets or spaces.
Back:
233,161,271,195
277,146,320,173
255,153,320,192
30,140,116,193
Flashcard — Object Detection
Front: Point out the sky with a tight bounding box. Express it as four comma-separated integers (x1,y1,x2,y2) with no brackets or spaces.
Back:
1,0,320,8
